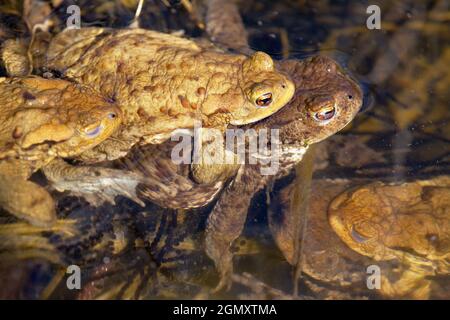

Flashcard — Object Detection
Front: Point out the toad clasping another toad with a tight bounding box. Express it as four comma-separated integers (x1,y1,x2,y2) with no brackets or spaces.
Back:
42,27,295,160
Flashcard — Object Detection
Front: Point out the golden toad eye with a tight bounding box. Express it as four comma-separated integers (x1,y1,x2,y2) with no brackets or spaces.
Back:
314,106,336,122
108,112,117,119
255,93,273,107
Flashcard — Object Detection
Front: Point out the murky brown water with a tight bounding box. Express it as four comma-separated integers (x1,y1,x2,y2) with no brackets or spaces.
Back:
0,0,449,299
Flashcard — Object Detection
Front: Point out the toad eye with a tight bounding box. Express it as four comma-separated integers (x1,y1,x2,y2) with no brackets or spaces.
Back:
351,226,369,244
255,93,273,107
314,106,336,122
85,125,104,138
108,112,118,119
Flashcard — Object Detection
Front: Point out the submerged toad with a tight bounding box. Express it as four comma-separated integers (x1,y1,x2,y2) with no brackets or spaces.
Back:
0,77,122,226
269,180,374,299
329,177,450,299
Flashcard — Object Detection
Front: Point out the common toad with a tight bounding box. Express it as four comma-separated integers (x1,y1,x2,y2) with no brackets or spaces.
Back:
0,77,122,226
329,177,450,299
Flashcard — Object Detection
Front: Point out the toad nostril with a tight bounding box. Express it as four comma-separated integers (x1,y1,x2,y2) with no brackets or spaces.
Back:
281,84,286,89
348,95,353,100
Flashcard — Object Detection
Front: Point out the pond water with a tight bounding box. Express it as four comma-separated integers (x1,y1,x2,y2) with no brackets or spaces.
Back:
0,0,448,299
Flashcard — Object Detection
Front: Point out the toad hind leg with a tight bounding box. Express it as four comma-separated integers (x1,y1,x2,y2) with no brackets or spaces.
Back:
0,175,56,227
205,164,266,291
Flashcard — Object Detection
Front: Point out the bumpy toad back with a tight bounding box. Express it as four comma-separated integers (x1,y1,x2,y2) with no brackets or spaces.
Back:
45,28,294,135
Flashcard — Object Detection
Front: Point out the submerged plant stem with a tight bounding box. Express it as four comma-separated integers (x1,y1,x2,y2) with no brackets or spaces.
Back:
291,144,317,296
